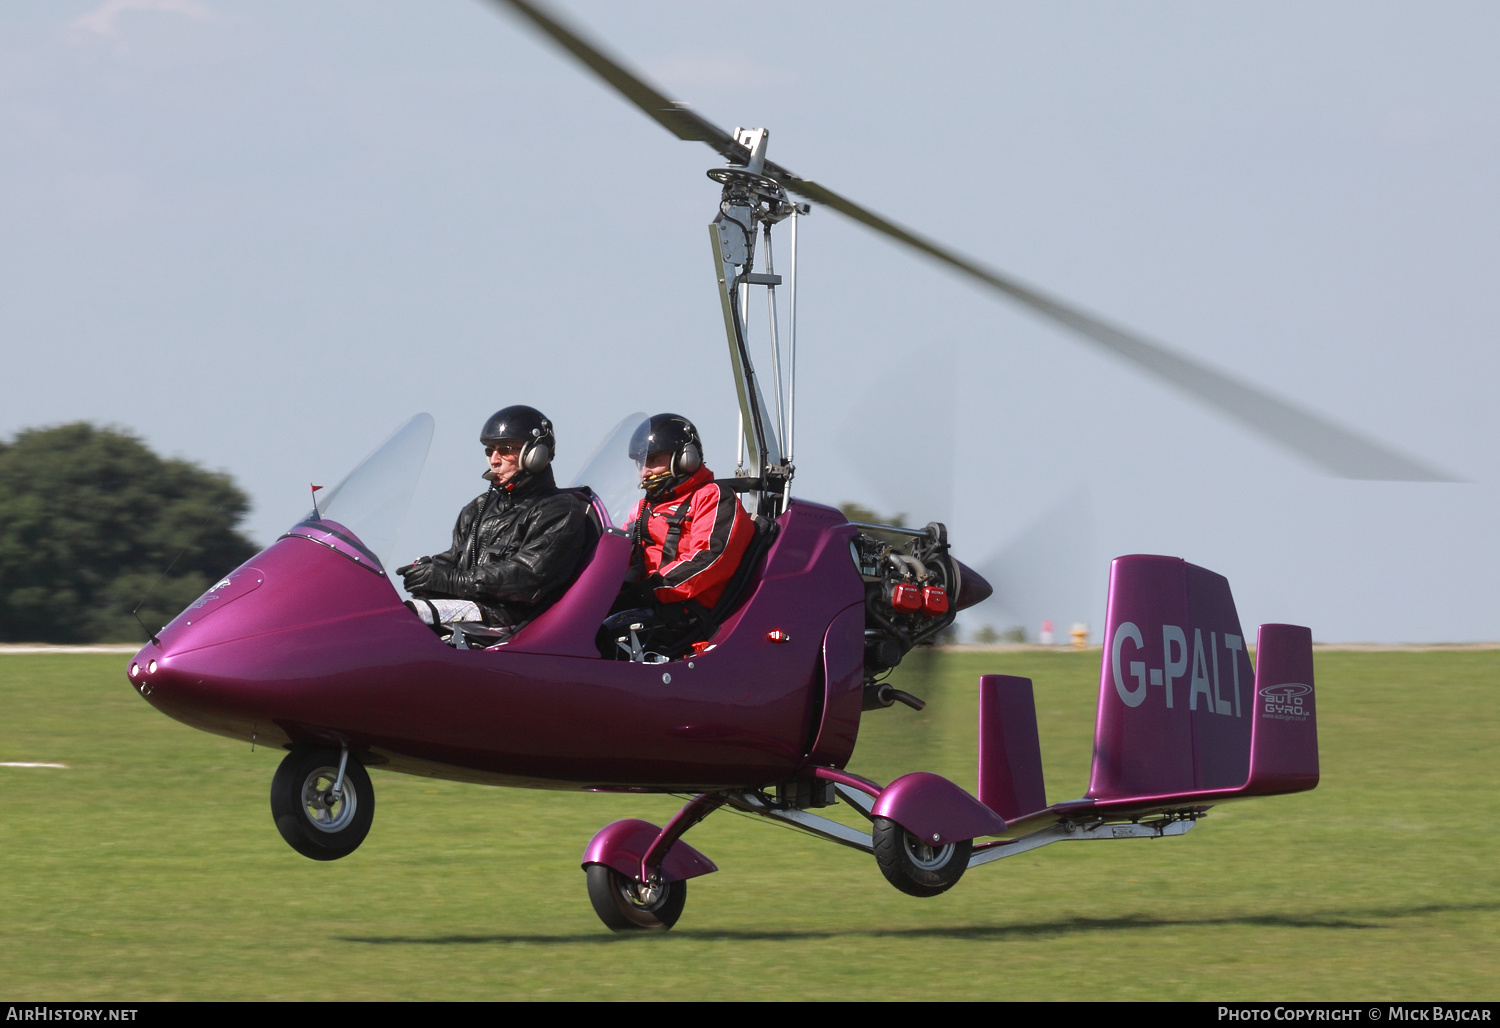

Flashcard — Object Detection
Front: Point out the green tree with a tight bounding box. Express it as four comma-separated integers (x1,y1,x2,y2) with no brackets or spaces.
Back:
0,423,259,643
838,502,911,546
837,502,906,529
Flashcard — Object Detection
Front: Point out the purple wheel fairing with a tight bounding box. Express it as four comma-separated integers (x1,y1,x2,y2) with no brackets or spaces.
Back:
581,819,718,884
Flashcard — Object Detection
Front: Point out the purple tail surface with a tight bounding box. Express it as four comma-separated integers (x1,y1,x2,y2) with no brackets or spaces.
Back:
1088,555,1318,803
977,675,1047,821
1242,623,1320,795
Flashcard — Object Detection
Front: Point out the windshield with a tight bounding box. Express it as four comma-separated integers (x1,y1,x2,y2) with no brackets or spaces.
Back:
284,413,434,575
567,412,648,528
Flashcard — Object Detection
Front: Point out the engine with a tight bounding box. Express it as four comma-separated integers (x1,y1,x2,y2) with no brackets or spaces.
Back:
849,521,960,701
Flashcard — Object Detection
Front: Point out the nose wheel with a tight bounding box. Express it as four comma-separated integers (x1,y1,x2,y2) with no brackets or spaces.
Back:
270,746,375,861
585,864,687,931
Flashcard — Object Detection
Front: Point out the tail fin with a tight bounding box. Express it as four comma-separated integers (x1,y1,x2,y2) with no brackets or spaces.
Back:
978,674,1047,821
1088,555,1257,801
1243,623,1320,794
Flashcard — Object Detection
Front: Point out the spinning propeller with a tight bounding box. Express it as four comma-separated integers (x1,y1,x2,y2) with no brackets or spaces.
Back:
490,0,1456,483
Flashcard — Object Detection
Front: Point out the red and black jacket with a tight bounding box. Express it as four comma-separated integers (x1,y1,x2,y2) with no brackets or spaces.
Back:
626,465,754,609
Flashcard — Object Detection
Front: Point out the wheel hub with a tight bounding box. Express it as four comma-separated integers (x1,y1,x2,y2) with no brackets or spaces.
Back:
626,878,664,909
903,832,954,870
301,767,357,833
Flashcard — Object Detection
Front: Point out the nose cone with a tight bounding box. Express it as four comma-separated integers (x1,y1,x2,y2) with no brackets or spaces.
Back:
124,631,252,738
125,649,163,699
121,534,421,746
125,565,266,703
953,559,993,612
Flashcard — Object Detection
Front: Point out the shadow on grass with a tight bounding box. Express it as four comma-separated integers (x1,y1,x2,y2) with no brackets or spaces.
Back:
337,900,1500,946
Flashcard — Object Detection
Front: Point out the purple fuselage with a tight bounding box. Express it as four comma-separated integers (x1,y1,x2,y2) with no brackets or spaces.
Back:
128,500,866,791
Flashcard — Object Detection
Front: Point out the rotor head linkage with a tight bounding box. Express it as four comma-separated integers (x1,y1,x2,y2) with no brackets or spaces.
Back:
708,128,801,236
705,128,809,512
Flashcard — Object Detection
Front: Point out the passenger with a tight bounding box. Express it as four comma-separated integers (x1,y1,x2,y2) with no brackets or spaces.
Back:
398,405,593,642
620,413,754,634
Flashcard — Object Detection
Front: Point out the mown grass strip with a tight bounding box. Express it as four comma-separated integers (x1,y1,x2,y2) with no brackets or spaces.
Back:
0,651,1494,1000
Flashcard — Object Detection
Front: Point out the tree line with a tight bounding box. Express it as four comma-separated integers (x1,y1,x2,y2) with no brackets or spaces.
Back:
0,424,258,643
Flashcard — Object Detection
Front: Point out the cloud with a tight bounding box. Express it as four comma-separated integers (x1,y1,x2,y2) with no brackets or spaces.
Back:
70,0,211,37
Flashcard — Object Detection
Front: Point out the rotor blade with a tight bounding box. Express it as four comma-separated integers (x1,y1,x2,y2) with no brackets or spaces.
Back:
491,0,748,163
780,179,1457,482
490,0,1458,482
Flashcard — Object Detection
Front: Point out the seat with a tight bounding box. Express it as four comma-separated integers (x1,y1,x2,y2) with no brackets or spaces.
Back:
699,514,779,629
629,514,779,661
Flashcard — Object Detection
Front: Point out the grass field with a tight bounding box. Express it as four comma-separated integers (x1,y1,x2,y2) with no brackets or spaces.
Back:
0,649,1495,1001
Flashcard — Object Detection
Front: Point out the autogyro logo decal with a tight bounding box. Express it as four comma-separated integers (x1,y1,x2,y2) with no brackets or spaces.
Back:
1258,682,1311,722
188,576,234,610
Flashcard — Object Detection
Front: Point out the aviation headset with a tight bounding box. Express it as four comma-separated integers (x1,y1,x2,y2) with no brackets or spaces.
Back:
480,405,555,476
630,413,702,480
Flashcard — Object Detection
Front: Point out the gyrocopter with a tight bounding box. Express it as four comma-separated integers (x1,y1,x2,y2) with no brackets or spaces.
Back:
125,0,1434,932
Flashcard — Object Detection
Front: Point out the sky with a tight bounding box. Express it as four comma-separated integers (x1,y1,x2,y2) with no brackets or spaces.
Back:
1,0,1496,642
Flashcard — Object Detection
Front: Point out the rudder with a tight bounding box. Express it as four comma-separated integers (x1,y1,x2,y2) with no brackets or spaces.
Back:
1088,555,1255,801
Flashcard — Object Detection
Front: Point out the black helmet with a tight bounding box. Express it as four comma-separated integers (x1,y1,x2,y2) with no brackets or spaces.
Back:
629,413,703,494
480,405,554,475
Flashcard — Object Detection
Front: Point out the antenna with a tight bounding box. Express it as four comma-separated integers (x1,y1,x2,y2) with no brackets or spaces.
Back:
130,505,227,648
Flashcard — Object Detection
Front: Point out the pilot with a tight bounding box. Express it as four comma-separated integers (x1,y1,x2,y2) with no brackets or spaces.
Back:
622,413,754,628
398,405,593,640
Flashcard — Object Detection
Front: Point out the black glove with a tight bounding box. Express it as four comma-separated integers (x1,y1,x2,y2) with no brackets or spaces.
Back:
395,555,429,582
400,557,464,598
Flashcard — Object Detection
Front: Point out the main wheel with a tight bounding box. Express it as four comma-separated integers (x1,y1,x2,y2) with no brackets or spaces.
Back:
270,747,374,861
585,863,687,931
871,816,972,897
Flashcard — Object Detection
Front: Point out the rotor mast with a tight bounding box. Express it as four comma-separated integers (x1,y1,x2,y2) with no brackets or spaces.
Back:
707,127,808,514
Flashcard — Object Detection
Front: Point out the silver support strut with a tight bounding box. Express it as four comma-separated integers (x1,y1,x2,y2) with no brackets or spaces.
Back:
763,224,786,448
786,205,799,465
724,790,874,853
708,224,783,475
966,817,1198,869
331,746,350,801
735,408,745,476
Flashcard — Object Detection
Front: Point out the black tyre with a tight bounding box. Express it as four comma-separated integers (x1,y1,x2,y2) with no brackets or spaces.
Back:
270,747,374,861
871,816,972,897
585,863,687,931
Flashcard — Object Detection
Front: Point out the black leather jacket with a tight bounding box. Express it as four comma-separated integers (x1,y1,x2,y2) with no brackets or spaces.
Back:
429,468,594,627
